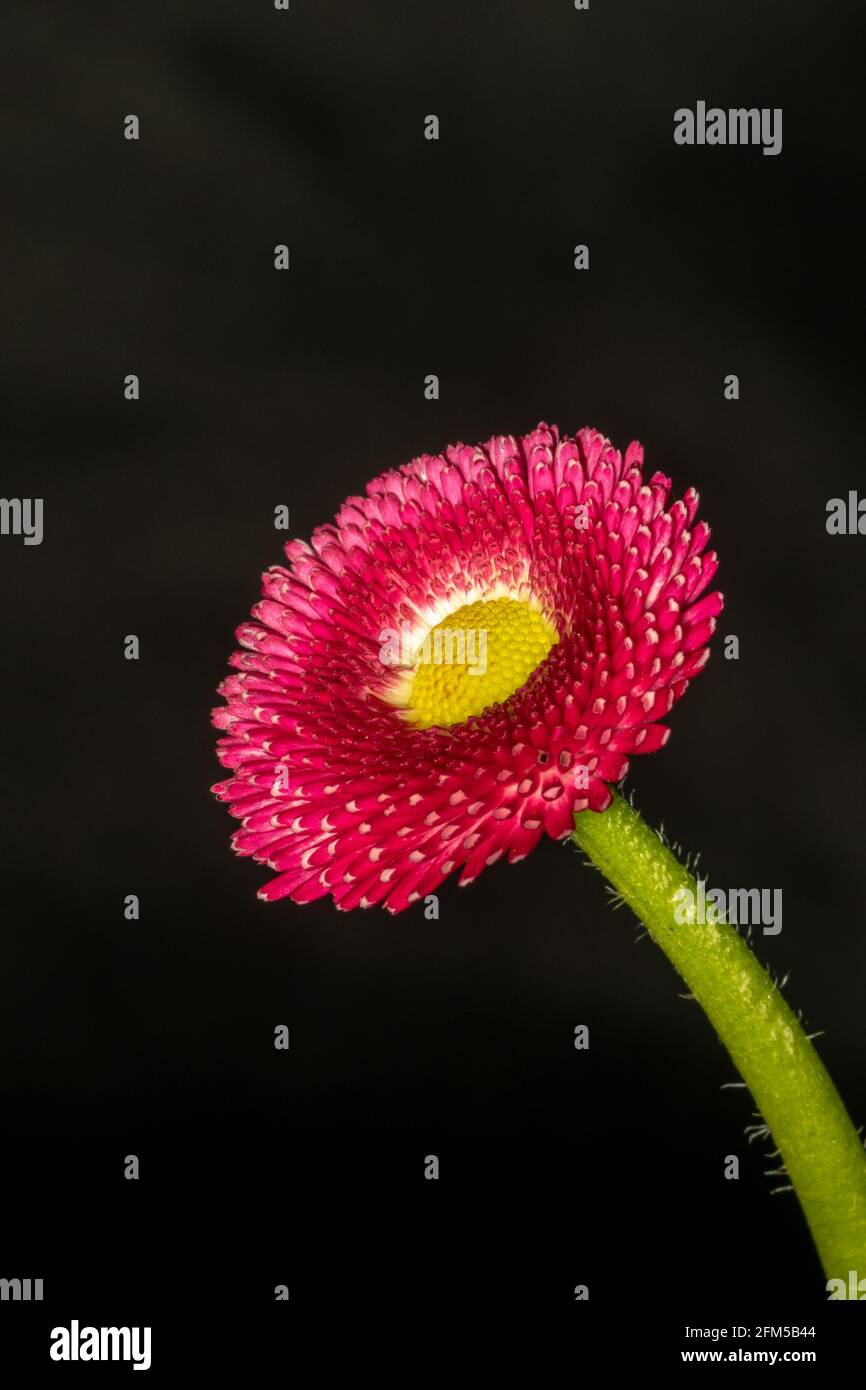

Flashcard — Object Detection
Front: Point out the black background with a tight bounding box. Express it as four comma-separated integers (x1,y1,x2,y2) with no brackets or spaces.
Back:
3,0,865,1370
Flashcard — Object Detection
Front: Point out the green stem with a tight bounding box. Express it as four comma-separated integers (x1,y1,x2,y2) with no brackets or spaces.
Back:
572,789,866,1285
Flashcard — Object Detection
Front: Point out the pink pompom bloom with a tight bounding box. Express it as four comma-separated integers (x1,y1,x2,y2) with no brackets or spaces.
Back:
212,423,722,912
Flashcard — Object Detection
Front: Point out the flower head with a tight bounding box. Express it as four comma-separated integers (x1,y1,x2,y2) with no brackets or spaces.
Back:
212,423,722,912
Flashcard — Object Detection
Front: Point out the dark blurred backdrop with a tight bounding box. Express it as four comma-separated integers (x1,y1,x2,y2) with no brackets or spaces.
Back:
2,0,865,1366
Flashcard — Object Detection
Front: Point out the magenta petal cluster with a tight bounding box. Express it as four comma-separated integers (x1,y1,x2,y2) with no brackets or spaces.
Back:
212,423,722,912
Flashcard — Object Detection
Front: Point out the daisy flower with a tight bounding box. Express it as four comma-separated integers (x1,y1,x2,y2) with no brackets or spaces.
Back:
212,423,721,912
210,421,866,1283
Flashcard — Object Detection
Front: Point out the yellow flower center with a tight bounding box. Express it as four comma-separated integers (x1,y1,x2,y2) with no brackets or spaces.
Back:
406,596,558,729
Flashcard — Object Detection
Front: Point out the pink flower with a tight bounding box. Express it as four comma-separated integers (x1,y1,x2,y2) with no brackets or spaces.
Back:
212,423,722,912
